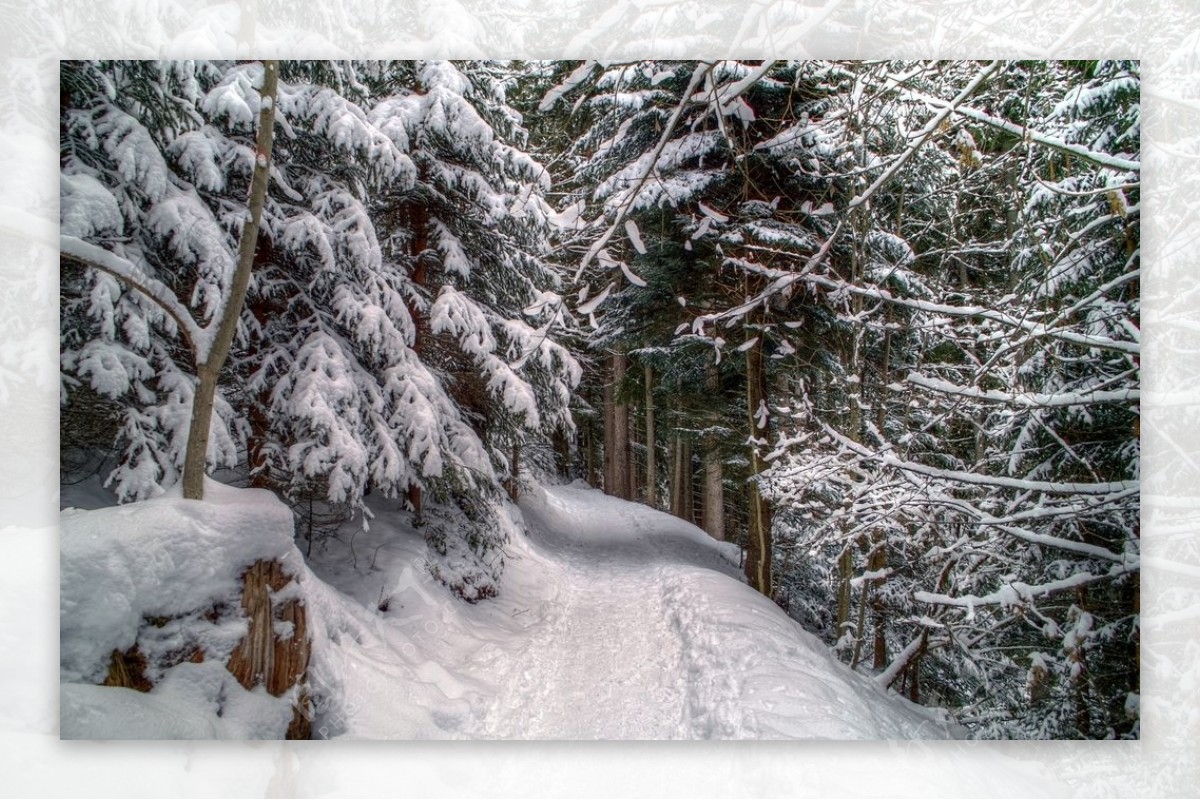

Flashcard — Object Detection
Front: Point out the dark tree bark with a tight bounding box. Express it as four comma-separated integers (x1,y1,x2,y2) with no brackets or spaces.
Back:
743,330,772,597
644,362,656,507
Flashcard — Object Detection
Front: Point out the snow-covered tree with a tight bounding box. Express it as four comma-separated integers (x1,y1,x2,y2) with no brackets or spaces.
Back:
759,60,1140,738
60,59,579,599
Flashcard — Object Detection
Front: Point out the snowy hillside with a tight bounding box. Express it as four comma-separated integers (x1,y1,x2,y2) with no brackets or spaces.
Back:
62,479,956,739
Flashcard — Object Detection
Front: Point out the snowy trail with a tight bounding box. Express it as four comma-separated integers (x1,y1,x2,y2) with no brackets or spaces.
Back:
476,489,708,738
308,481,957,739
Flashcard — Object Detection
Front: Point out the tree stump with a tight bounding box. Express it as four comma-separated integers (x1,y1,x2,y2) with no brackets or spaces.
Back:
226,559,312,739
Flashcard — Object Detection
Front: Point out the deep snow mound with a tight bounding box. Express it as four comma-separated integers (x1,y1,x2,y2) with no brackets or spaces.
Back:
59,478,957,740
60,479,307,739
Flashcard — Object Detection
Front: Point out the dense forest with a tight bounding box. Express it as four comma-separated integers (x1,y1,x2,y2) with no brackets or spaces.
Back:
60,59,1139,739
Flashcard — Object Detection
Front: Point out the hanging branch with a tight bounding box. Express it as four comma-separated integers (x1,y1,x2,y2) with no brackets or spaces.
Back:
576,61,711,282
60,60,280,501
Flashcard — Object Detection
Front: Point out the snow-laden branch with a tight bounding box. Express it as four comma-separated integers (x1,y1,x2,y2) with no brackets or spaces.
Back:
876,634,926,689
686,253,1137,356
691,60,778,111
824,423,1138,497
576,62,711,282
803,274,1140,355
914,567,1135,611
920,485,1137,564
692,222,843,329
905,372,1140,408
61,234,208,361
847,60,1001,212
913,91,1140,173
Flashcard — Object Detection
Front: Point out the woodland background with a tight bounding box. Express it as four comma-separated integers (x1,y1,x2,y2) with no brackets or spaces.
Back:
3,0,1200,796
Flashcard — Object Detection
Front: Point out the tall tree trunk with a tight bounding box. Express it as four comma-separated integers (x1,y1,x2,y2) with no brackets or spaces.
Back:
644,362,656,508
670,433,692,521
182,61,278,501
702,362,724,540
607,351,632,500
744,331,772,597
402,185,431,515
702,448,724,540
835,546,853,641
507,441,521,501
585,417,598,487
869,539,888,670
603,357,616,495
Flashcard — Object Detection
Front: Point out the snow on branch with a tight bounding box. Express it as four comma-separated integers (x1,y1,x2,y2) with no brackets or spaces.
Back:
914,568,1135,611
824,423,1138,497
804,274,1140,355
693,221,843,330
876,634,927,689
920,485,1137,565
61,234,209,361
577,62,711,282
906,372,1139,408
691,60,778,112
847,60,1001,212
914,92,1140,173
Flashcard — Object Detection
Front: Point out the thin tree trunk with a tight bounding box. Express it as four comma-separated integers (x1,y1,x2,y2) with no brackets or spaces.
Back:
603,357,616,495
507,441,521,501
670,433,692,521
702,362,724,540
182,61,278,501
644,362,656,508
870,539,888,670
744,331,772,597
610,351,631,500
703,448,724,540
585,418,598,487
835,546,853,640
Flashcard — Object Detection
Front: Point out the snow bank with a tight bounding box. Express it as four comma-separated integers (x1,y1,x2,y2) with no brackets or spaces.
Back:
59,478,305,739
61,663,296,740
60,477,958,740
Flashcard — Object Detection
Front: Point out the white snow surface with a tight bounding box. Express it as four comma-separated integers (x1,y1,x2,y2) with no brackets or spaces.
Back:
305,481,956,740
60,478,300,685
60,479,956,740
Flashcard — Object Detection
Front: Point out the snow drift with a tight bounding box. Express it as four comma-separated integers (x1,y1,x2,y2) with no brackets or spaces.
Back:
60,479,956,739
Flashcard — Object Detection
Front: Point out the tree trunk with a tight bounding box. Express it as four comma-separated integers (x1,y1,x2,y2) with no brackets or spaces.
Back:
507,441,521,501
585,418,598,487
181,61,279,500
744,332,772,597
227,559,312,739
870,540,888,671
605,351,632,500
702,362,724,540
644,362,656,508
702,448,724,540
670,434,693,522
603,359,616,495
835,546,853,640
613,351,631,500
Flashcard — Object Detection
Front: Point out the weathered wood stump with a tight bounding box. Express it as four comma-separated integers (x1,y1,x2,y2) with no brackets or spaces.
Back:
97,558,312,739
227,559,312,739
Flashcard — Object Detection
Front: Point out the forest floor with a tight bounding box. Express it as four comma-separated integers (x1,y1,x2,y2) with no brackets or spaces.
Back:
304,481,957,739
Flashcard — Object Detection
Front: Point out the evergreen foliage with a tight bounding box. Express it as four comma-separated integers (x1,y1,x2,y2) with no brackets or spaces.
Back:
61,59,1138,736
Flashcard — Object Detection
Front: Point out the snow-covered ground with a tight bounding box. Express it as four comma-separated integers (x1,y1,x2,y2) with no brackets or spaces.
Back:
61,479,956,740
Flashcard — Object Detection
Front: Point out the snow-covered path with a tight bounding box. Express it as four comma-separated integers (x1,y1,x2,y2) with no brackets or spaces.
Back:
477,487,717,738
308,481,956,740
